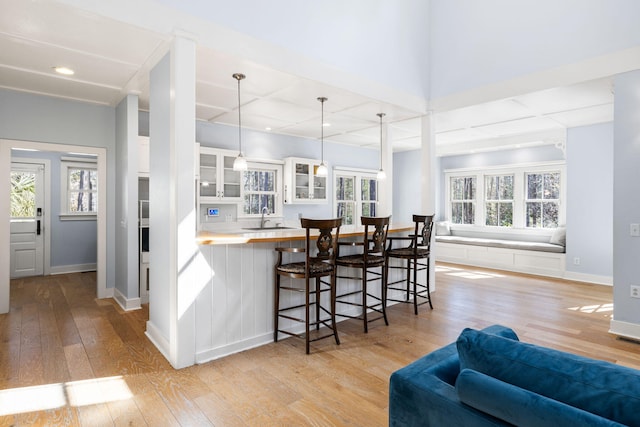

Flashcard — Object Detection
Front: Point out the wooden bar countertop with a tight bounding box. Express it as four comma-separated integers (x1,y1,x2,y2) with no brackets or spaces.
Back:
197,223,414,245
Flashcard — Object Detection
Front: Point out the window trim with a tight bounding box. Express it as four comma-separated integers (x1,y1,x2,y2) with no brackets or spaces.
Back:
60,158,98,220
444,161,565,231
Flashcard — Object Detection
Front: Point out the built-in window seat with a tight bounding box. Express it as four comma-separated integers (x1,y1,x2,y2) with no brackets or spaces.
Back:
434,223,566,278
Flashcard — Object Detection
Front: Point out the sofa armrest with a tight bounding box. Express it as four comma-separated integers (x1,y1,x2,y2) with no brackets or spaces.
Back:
389,325,519,427
456,369,625,427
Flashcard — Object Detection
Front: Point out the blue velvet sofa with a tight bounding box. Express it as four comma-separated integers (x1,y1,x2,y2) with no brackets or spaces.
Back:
389,325,640,427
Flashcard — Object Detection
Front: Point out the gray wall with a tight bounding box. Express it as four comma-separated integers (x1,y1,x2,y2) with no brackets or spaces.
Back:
566,123,614,278
393,150,423,224
392,134,614,280
10,149,98,268
613,70,640,326
2,88,115,286
140,111,380,221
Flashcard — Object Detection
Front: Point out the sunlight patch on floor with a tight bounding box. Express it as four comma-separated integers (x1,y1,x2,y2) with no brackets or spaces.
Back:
0,376,132,416
437,265,506,280
567,303,613,315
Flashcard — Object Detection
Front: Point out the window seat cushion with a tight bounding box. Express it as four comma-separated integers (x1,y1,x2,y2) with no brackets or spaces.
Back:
435,235,565,253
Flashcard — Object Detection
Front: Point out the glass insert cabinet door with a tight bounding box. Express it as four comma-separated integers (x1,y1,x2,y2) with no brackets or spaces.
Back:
198,148,242,200
312,165,326,200
289,159,327,202
222,155,241,198
294,162,310,199
199,152,218,197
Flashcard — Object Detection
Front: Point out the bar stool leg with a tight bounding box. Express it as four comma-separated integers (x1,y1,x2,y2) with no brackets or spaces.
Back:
382,264,389,325
305,277,311,354
274,273,280,342
331,272,340,345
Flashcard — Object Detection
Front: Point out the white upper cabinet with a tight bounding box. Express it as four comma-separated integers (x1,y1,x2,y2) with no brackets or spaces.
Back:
198,146,242,202
283,157,328,204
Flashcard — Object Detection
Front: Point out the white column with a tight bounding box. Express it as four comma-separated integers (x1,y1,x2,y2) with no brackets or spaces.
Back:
420,113,436,215
421,113,437,289
148,34,198,369
379,120,393,218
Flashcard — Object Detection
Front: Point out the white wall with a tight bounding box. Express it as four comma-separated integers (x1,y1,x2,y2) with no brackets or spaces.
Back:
430,0,640,106
148,53,172,346
154,0,431,99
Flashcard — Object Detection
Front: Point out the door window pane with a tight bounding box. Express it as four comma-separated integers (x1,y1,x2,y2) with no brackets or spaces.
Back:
10,171,36,218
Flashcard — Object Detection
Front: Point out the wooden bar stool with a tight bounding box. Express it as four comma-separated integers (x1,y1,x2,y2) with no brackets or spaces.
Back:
274,218,342,354
385,214,434,315
335,216,391,333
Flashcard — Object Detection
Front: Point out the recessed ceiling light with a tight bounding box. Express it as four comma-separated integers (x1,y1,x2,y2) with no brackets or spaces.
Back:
53,66,74,75
322,123,331,127
265,127,272,131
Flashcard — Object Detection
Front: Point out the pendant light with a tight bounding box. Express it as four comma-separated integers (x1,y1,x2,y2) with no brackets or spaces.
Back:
232,73,248,171
376,113,387,180
316,96,328,177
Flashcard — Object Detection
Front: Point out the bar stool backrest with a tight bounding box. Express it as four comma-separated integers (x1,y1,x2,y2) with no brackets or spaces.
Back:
300,217,342,262
362,216,391,256
413,214,435,249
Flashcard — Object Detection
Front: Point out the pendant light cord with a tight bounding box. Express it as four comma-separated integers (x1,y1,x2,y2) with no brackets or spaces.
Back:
237,76,242,154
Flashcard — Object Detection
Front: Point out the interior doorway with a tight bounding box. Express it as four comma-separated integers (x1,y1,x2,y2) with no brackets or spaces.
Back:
0,139,108,314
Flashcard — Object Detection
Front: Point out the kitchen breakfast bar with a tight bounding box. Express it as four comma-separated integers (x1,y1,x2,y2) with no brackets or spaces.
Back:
194,223,426,362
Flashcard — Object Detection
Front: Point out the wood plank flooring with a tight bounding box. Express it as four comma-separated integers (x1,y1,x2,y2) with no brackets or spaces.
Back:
1,264,639,426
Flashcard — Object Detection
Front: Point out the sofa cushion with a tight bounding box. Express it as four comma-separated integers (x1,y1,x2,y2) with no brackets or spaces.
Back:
457,328,640,427
456,369,626,427
435,235,566,253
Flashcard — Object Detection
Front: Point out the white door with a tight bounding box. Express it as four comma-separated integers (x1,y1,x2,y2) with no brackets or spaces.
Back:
10,162,45,278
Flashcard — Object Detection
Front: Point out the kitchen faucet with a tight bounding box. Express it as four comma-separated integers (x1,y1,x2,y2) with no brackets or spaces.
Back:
261,206,270,229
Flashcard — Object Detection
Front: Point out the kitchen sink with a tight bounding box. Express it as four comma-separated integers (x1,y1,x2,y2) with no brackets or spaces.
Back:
242,226,296,231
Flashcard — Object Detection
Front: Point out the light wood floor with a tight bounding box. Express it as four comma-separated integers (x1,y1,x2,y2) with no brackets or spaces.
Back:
2,264,639,426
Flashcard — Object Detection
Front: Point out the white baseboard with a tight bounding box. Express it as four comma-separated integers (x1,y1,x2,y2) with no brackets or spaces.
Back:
113,288,142,311
196,333,274,364
50,263,97,275
563,271,613,286
609,319,640,342
145,321,171,364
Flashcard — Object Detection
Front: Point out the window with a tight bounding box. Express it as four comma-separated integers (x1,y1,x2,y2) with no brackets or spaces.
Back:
450,176,476,224
361,177,378,217
334,169,378,226
61,159,98,218
445,163,564,230
336,175,355,225
485,174,513,227
525,172,560,228
240,162,282,216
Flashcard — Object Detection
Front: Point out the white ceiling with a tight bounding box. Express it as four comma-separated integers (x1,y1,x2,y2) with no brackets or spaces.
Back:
0,1,614,155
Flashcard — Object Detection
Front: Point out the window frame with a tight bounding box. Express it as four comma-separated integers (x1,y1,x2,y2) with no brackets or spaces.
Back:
334,167,379,226
60,157,98,220
444,162,565,231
